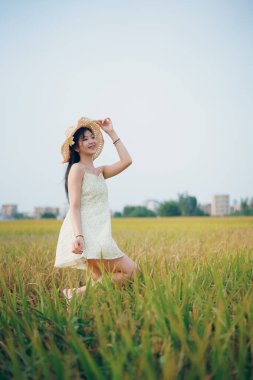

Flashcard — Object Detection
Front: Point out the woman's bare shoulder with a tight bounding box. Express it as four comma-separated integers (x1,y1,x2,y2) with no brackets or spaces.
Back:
69,163,85,179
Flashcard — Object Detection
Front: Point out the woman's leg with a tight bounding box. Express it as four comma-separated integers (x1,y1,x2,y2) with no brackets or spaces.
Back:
86,259,103,282
72,260,103,295
95,255,140,285
72,255,140,296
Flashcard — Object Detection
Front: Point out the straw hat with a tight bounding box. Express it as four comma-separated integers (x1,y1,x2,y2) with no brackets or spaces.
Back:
61,117,104,163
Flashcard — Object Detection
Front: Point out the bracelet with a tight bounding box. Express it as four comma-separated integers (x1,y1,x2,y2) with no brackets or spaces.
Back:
75,234,84,239
113,138,120,144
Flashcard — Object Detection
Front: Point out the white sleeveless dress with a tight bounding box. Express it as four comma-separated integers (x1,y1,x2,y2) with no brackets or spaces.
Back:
54,169,125,270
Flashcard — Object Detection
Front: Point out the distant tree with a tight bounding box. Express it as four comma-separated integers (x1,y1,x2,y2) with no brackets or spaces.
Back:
41,212,57,219
240,198,253,216
122,205,156,217
230,197,253,216
194,208,208,216
113,211,122,217
157,201,181,216
13,212,31,219
123,206,137,217
178,193,198,216
130,207,157,217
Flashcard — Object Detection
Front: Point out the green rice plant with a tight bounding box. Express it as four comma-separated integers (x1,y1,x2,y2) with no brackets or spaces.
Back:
0,217,252,379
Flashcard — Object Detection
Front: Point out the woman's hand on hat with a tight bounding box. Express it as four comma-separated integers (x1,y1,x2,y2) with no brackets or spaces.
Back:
96,118,114,134
72,236,84,254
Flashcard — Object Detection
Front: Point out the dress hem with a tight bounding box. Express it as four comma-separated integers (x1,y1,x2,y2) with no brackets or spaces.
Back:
54,252,125,270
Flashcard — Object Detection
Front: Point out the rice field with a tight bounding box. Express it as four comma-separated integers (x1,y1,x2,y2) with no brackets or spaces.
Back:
0,217,252,380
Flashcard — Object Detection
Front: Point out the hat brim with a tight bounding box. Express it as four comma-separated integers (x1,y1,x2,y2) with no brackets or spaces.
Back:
61,117,104,163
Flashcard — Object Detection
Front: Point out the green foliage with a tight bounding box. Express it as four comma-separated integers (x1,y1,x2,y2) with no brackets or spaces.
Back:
240,198,253,216
178,193,197,216
231,198,253,216
13,213,32,219
129,206,156,217
41,212,57,219
157,201,181,216
113,211,122,218
157,193,208,217
122,206,137,216
122,205,157,217
193,208,208,216
178,192,205,216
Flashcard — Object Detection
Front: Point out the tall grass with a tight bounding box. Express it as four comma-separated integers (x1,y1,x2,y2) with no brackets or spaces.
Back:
0,217,252,379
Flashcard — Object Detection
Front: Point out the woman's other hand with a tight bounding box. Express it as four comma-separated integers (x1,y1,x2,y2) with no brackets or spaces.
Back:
72,236,84,254
96,117,114,134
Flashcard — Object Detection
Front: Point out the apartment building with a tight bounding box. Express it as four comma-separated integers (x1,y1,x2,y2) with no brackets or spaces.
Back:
1,204,18,217
34,207,60,218
211,195,230,216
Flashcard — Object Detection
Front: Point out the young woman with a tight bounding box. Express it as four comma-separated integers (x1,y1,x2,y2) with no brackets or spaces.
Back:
54,116,140,301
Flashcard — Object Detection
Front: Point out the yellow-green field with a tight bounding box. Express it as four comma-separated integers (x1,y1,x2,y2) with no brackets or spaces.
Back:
0,217,252,380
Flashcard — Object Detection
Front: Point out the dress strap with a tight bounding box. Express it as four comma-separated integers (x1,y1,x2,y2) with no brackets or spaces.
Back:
98,166,103,175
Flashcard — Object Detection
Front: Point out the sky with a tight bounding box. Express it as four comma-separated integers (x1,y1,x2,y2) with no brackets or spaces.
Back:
0,0,252,214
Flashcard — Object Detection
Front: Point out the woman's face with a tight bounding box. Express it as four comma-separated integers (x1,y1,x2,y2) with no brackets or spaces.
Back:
76,129,97,156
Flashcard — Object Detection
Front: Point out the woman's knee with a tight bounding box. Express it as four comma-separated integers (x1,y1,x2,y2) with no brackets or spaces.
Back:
87,256,140,280
118,257,139,279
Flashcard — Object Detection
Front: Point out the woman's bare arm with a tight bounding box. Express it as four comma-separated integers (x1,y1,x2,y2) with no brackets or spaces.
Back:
101,134,133,178
68,163,84,236
107,129,132,163
95,118,133,179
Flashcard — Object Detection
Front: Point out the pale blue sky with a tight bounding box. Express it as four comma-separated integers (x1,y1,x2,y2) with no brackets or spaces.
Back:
0,0,252,213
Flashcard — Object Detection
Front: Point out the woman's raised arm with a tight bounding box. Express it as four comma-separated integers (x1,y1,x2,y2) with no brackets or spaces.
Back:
96,118,133,179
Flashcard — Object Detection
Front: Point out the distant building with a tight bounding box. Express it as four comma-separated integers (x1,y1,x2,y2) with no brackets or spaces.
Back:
1,204,18,218
211,195,230,216
143,199,160,212
200,203,211,215
34,207,60,218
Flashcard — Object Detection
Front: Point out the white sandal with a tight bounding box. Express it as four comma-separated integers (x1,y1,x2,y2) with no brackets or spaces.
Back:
62,288,77,303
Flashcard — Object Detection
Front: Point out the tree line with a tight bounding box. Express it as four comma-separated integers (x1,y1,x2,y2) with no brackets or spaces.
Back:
5,195,253,219
114,195,253,217
113,193,208,217
230,198,253,216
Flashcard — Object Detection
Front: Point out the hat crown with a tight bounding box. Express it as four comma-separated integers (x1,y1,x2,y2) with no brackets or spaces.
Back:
78,117,90,123
77,117,93,128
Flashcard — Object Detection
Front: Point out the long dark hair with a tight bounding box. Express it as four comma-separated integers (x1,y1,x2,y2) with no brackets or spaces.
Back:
64,127,94,202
